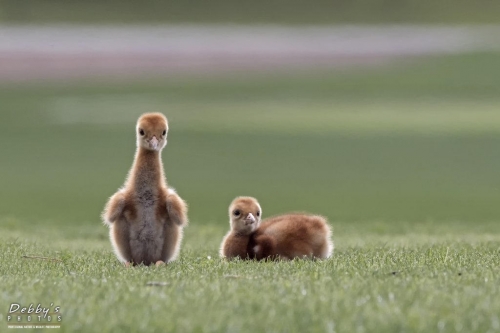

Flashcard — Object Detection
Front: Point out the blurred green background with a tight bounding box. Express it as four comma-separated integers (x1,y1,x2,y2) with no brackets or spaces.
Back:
1,0,500,24
0,1,499,245
2,53,500,235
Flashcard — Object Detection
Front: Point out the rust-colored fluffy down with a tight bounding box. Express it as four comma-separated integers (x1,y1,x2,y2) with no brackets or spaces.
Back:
220,197,333,261
219,196,261,259
253,213,333,260
102,112,188,266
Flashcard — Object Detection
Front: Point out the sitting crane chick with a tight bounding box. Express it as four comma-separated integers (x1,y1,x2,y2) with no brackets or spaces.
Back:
102,112,188,266
219,196,264,259
219,197,333,260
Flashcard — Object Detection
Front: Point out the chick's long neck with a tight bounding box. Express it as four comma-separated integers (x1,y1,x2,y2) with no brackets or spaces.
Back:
129,147,167,192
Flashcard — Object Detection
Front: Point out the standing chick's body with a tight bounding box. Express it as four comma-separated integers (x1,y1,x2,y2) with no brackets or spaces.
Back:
219,197,334,260
102,113,188,266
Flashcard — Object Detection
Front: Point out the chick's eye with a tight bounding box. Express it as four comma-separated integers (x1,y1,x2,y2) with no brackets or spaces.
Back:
139,129,145,136
233,210,241,216
256,211,260,217
162,130,166,136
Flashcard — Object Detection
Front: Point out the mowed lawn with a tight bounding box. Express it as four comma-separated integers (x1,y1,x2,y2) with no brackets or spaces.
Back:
1,53,500,332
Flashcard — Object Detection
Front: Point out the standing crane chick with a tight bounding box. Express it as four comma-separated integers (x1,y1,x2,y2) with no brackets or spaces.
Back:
219,196,265,259
102,112,188,266
252,213,334,260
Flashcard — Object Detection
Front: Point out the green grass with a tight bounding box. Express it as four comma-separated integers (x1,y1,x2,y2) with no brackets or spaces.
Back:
1,53,500,332
2,0,500,24
1,231,500,332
